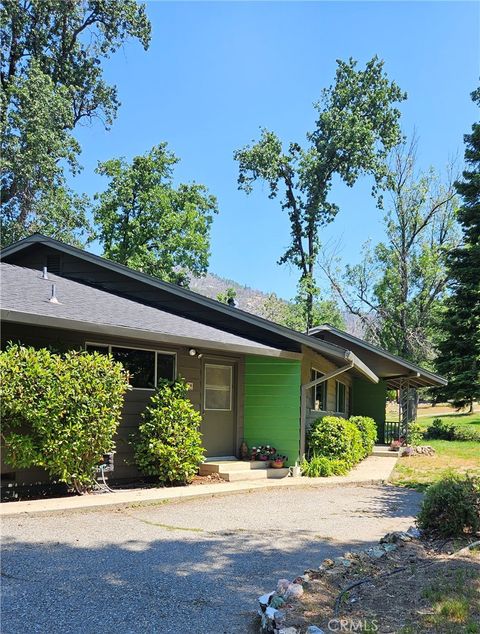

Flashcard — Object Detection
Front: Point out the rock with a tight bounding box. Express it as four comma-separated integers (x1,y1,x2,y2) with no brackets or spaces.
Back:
367,545,387,559
381,531,412,544
383,543,398,553
259,591,275,609
406,526,422,539
415,445,436,456
306,627,325,634
270,595,285,609
277,628,299,634
284,583,304,600
334,556,352,567
322,558,334,568
277,579,290,595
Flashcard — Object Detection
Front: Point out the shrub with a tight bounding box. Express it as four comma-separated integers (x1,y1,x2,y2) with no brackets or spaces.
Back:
133,379,205,485
417,475,480,537
307,415,364,467
425,418,456,440
453,427,480,442
0,344,129,493
349,415,377,457
301,456,349,477
407,422,425,447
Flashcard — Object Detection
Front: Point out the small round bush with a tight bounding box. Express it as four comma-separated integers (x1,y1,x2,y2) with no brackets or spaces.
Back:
307,416,364,467
301,456,349,477
133,378,205,485
417,475,480,537
349,416,377,457
407,422,425,447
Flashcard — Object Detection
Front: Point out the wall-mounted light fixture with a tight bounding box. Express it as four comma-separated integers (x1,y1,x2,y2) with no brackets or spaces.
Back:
189,348,197,356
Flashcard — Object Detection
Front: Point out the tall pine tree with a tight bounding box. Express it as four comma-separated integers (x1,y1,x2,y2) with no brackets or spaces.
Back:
435,88,480,410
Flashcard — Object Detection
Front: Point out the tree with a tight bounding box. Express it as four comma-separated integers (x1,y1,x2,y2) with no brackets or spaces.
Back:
93,143,218,285
262,292,345,332
0,0,151,246
434,89,480,410
217,287,237,305
234,56,406,330
322,138,459,364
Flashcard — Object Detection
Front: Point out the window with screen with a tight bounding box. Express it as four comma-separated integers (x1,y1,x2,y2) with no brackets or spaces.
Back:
204,364,232,411
336,380,347,413
310,368,327,411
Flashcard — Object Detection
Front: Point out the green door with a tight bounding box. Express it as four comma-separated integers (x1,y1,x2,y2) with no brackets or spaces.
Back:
201,361,236,457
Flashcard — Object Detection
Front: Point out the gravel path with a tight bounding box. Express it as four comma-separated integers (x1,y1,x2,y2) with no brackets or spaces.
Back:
1,483,422,634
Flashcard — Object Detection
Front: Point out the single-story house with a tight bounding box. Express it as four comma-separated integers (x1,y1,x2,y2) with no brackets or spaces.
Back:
0,234,447,486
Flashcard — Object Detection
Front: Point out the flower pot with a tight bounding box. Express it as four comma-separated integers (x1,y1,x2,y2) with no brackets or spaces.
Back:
271,460,284,469
259,455,269,461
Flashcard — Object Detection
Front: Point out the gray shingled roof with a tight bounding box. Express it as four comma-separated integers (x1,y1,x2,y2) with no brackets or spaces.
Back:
0,263,284,355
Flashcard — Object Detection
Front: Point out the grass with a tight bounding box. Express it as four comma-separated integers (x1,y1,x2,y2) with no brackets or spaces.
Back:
417,412,480,429
391,439,480,490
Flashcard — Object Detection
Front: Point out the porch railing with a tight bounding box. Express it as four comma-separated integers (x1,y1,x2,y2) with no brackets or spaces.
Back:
384,420,401,444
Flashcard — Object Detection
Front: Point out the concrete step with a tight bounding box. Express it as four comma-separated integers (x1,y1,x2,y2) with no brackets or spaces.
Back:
372,446,399,458
218,468,290,482
199,460,270,475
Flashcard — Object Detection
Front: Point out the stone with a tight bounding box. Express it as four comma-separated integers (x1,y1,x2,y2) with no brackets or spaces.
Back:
322,558,334,568
382,543,398,553
270,595,286,609
406,526,422,539
367,545,387,559
259,591,275,608
277,628,299,634
381,531,411,544
306,627,325,634
284,583,304,600
334,556,352,567
277,579,290,595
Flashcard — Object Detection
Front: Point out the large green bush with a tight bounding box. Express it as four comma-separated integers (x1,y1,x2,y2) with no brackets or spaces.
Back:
417,475,480,537
425,418,456,440
133,379,205,485
349,415,377,457
307,415,364,467
0,344,129,493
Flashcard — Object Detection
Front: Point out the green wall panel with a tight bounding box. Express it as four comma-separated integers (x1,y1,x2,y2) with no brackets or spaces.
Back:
351,378,387,442
243,356,301,464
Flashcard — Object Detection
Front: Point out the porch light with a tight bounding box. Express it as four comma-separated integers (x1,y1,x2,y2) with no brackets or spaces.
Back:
189,348,197,356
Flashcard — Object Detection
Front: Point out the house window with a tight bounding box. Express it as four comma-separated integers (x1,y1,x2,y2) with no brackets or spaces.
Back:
85,344,176,390
204,364,232,411
336,380,347,413
310,368,327,411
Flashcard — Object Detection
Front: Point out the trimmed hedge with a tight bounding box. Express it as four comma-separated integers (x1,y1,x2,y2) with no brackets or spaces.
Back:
301,456,349,477
307,415,364,467
133,378,205,485
349,415,377,457
0,344,129,493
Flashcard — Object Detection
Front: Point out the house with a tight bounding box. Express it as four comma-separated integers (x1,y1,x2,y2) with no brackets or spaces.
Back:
0,234,446,487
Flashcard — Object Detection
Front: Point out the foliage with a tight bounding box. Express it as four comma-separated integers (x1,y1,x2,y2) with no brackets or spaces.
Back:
301,455,349,477
262,292,345,332
0,0,151,246
93,143,218,286
324,137,459,364
307,415,364,466
349,415,377,457
425,418,480,442
417,475,480,536
217,287,237,305
425,418,456,440
434,88,480,409
407,422,425,446
133,379,205,485
0,344,129,493
251,445,277,460
235,56,405,330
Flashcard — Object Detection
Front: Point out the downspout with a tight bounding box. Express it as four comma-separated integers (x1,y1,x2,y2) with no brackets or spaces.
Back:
300,359,354,458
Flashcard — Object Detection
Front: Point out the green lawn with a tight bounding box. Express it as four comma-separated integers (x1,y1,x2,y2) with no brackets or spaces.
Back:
416,412,480,429
391,438,480,490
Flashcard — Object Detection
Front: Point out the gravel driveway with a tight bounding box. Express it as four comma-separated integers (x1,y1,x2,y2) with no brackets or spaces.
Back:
1,483,422,634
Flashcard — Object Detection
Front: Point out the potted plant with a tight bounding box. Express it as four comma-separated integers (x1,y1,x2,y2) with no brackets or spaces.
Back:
251,445,276,461
271,454,288,468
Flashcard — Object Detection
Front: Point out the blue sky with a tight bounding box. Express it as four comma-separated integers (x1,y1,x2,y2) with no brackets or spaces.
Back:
72,1,479,299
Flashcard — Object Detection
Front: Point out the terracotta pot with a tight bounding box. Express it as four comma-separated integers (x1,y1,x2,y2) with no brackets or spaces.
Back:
271,460,284,469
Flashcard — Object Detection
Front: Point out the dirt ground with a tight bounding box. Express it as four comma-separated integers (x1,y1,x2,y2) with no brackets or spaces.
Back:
274,536,480,633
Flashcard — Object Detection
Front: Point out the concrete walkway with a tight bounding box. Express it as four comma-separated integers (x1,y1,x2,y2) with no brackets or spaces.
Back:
0,454,398,517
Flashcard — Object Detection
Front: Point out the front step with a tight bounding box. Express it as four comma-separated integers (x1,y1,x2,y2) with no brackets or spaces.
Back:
200,460,272,474
372,445,399,458
199,459,290,481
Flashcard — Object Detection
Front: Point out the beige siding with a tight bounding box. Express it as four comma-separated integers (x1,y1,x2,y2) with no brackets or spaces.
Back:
301,345,352,430
1,322,242,484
